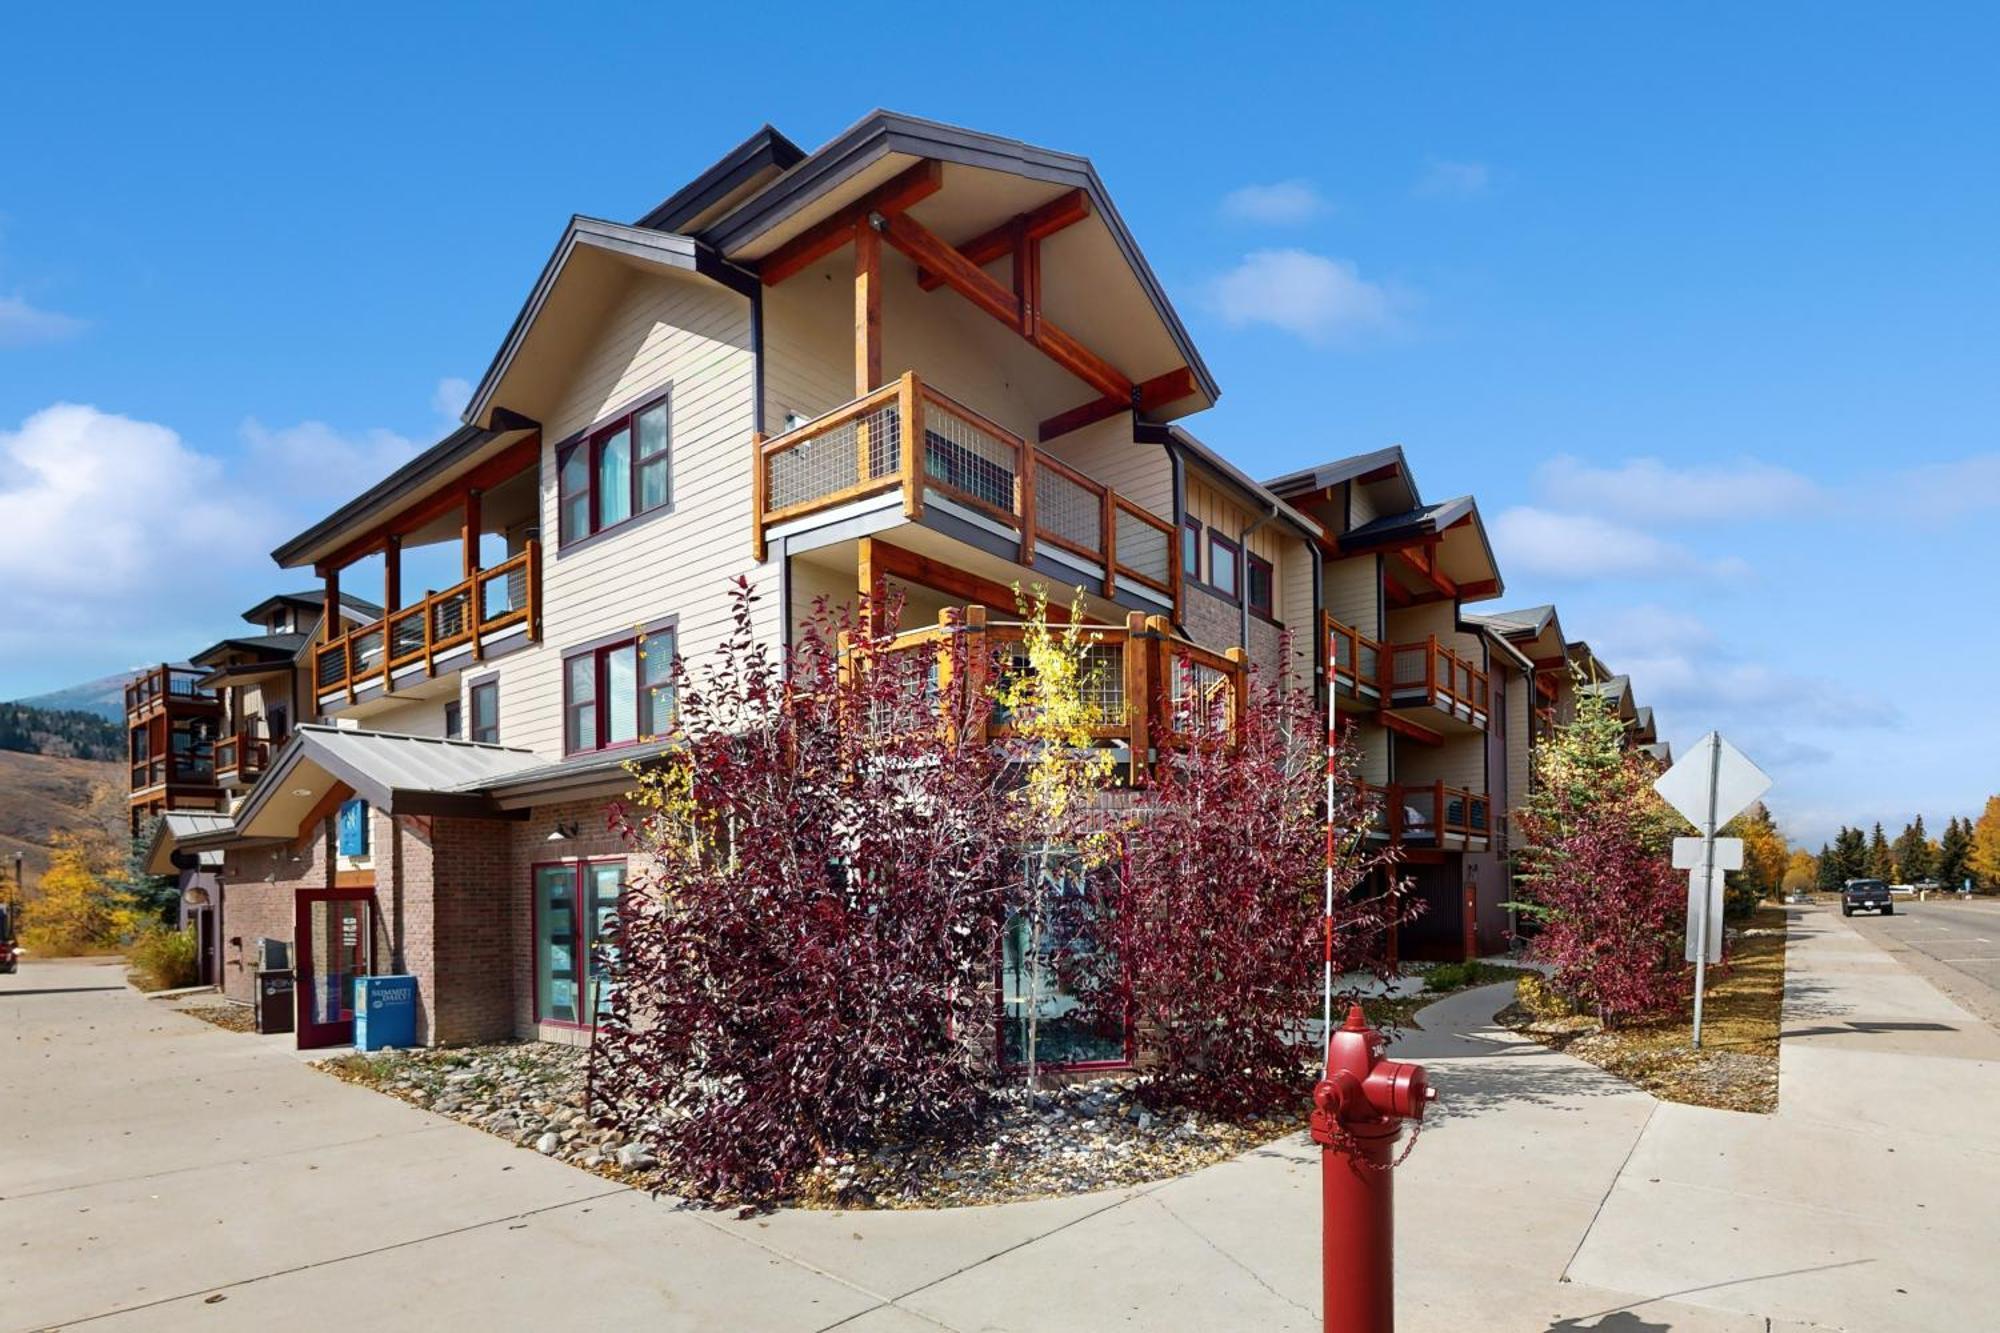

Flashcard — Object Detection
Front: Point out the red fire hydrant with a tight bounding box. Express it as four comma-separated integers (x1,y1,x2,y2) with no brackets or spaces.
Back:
1312,1003,1433,1333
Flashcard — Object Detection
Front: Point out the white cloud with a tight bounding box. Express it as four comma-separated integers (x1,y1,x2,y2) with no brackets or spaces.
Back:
1490,507,1751,582
1537,454,1822,524
431,376,473,423
1210,250,1398,341
0,295,86,347
1416,160,1490,197
1220,180,1330,225
240,417,420,506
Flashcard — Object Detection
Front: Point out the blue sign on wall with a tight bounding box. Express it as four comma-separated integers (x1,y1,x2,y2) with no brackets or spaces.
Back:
337,798,370,857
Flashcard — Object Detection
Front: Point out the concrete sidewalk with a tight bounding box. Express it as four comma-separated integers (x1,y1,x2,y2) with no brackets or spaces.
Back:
1566,904,2000,1332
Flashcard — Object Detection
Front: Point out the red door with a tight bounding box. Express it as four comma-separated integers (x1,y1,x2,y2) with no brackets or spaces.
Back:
295,888,374,1048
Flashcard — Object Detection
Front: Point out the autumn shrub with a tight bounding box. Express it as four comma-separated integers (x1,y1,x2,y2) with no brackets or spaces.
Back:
589,583,1015,1202
1103,663,1405,1117
1514,972,1579,1019
20,830,134,957
1514,677,1686,1026
127,925,199,991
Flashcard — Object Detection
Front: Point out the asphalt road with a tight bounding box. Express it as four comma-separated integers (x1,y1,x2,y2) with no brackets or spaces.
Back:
1839,895,2000,1026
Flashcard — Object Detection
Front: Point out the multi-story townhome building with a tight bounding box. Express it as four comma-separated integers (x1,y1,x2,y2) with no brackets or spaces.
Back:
1265,447,1520,961
149,111,1662,1050
158,113,1326,1052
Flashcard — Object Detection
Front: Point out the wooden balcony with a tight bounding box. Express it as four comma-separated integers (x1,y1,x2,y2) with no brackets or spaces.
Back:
214,731,271,784
1360,781,1491,848
753,372,1180,612
1324,615,1489,732
313,543,540,705
124,666,219,722
872,606,1245,775
129,754,219,798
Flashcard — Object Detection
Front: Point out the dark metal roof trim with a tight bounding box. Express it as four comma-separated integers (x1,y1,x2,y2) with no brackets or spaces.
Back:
270,423,499,568
635,124,806,232
1263,445,1413,500
472,737,678,803
462,216,755,432
701,110,1219,405
1340,496,1476,549
1134,423,1322,542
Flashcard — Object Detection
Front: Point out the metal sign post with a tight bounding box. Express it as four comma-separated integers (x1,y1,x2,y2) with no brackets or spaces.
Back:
1654,732,1771,1049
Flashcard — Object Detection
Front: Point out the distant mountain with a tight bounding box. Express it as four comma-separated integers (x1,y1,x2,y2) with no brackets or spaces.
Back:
0,748,124,895
10,670,140,722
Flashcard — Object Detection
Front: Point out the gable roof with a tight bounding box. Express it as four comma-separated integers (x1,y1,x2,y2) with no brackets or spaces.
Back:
241,589,383,624
1340,496,1476,550
695,110,1217,407
636,124,806,233
189,632,310,668
1264,445,1415,500
1465,604,1557,638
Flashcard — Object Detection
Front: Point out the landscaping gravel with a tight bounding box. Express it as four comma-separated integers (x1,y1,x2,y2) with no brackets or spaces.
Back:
319,1042,1304,1209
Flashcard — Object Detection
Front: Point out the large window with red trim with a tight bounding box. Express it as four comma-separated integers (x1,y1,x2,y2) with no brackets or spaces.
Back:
563,625,675,754
556,392,671,546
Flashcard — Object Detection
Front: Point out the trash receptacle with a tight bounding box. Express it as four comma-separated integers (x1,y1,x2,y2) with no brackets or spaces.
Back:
353,974,417,1051
255,968,295,1035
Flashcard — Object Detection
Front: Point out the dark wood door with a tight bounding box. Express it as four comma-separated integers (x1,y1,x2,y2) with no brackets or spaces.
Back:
294,888,374,1048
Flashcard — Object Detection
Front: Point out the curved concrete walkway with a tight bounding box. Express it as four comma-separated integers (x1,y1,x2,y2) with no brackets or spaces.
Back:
5,944,1916,1331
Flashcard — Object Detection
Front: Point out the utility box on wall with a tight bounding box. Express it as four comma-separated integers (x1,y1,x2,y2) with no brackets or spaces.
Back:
353,974,417,1051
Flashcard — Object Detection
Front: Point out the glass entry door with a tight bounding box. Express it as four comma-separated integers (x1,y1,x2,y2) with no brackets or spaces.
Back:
535,861,624,1028
295,889,373,1048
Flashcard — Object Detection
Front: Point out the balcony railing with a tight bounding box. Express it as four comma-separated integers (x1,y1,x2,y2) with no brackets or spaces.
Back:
1326,615,1489,730
1359,781,1491,844
124,666,218,718
214,731,271,783
753,372,1180,607
868,606,1245,774
130,755,218,793
314,542,540,703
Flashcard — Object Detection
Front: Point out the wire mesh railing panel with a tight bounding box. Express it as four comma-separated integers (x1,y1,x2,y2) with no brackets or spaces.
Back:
1080,643,1126,723
1035,465,1102,556
1392,647,1428,689
1115,508,1169,586
765,405,901,512
923,400,1017,514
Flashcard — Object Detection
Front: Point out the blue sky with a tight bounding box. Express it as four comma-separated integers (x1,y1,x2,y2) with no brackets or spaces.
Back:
2,3,1994,846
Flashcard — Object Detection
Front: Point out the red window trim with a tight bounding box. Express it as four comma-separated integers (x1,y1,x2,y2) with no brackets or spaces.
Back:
530,856,626,1032
561,621,677,755
1206,530,1242,603
1180,516,1203,580
556,388,673,548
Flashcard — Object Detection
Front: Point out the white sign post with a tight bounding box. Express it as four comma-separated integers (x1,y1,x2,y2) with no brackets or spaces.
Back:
1653,732,1771,1048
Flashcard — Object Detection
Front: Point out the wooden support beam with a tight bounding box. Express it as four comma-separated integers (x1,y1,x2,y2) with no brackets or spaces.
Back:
865,536,1071,624
292,781,356,852
323,568,340,644
758,160,943,286
317,433,539,574
462,489,482,579
917,188,1091,291
877,210,1132,403
383,535,401,614
1395,542,1457,599
1012,220,1038,338
1038,366,1198,443
854,221,881,396
1380,711,1445,747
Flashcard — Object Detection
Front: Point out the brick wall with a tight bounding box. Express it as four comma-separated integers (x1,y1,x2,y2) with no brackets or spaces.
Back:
219,830,330,1003
506,796,635,1043
429,815,518,1045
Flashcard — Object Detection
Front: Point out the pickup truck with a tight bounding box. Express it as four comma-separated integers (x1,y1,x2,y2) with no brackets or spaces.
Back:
1842,878,1895,917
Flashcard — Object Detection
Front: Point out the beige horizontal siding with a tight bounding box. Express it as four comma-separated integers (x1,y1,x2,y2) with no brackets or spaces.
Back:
1325,555,1379,639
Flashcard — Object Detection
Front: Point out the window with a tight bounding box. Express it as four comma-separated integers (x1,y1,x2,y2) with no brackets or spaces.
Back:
556,393,671,545
1208,532,1240,599
470,680,499,744
564,625,676,753
1181,517,1202,580
534,860,625,1026
1247,553,1275,618
443,700,462,739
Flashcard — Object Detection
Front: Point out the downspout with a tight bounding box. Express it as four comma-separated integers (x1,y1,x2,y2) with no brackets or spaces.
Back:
1137,421,1189,636
1235,505,1277,658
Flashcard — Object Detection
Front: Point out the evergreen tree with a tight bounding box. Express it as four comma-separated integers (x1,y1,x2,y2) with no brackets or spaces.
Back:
1829,826,1868,883
1937,817,1973,892
1892,816,1934,884
1865,823,1895,881
1815,841,1841,891
106,819,180,928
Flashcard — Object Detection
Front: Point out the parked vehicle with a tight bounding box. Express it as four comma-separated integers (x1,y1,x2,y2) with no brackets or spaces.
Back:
1843,879,1895,916
0,905,16,973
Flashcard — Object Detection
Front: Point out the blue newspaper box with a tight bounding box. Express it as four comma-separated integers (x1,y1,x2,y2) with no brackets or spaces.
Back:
353,974,418,1051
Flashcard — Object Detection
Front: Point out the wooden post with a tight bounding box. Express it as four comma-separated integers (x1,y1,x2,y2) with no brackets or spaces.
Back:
383,535,402,614
935,606,959,737
899,372,923,520
854,220,881,396
749,432,767,561
323,567,340,644
964,604,988,747
1226,646,1249,738
1101,489,1118,598
1124,611,1149,779
1018,446,1039,567
858,536,881,637
462,488,482,580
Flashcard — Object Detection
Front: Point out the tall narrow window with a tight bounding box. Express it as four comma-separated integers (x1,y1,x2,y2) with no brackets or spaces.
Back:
558,446,590,544
604,643,638,746
565,654,597,753
470,680,499,743
1209,532,1240,599
596,425,632,529
1247,553,1275,618
639,628,676,737
443,700,463,739
1181,517,1202,580
635,400,670,512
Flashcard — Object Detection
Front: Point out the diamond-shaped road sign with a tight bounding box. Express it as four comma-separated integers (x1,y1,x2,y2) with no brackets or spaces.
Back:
1654,732,1772,834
